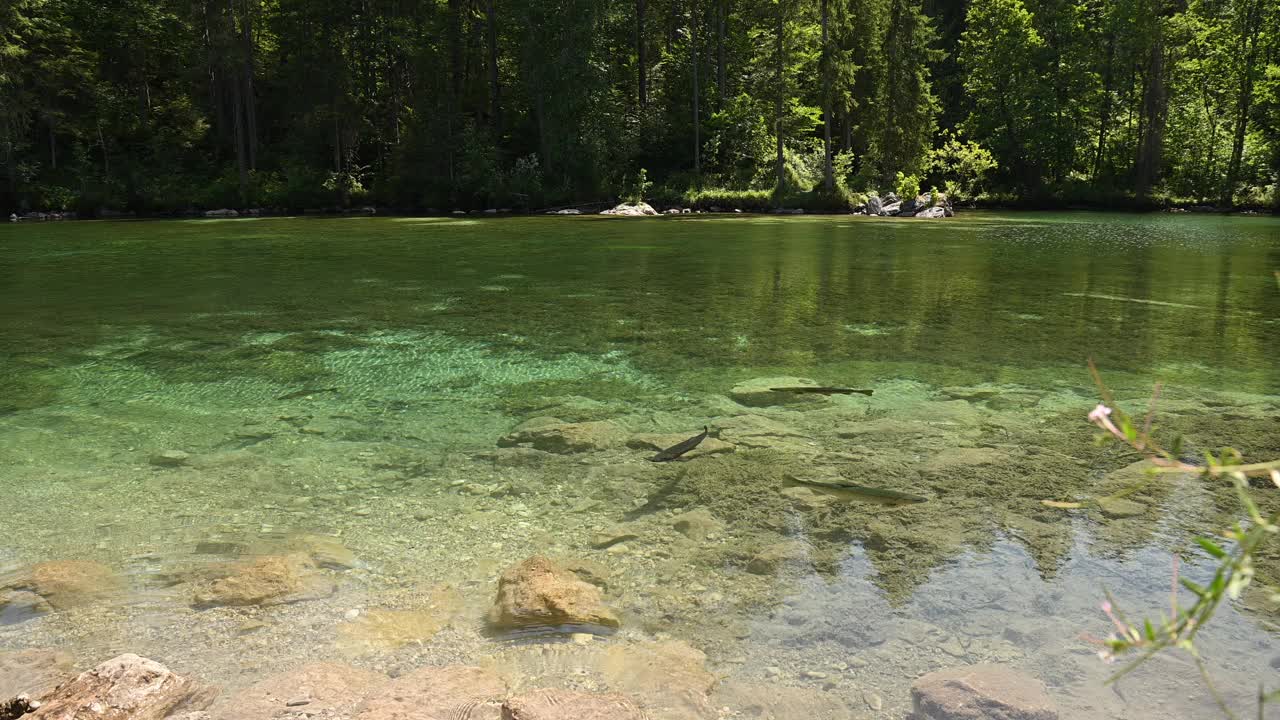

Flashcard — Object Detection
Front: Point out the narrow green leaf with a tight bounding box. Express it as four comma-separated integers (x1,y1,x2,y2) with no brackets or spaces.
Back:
1143,619,1156,642
1181,578,1207,597
1195,537,1227,559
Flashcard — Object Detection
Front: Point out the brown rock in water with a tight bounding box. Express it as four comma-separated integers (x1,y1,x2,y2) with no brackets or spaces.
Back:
336,608,445,657
746,541,810,575
0,648,75,701
1097,496,1145,519
671,509,725,541
285,534,358,570
487,556,620,631
192,553,335,608
600,640,717,720
27,654,216,720
499,420,627,454
210,662,387,720
503,689,646,720
1,560,121,609
354,666,505,720
911,664,1058,720
712,680,855,720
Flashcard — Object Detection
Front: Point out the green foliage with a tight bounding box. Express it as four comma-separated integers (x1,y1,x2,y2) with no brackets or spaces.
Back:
0,0,1278,211
929,130,998,200
623,168,653,204
683,188,775,211
894,171,920,200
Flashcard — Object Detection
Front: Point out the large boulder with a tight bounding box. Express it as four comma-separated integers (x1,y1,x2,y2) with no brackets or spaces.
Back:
881,201,902,216
355,666,505,720
503,689,646,720
911,664,1058,720
498,419,626,454
916,206,947,219
26,654,215,720
601,202,659,216
865,195,883,215
210,663,388,720
487,556,620,632
192,553,335,608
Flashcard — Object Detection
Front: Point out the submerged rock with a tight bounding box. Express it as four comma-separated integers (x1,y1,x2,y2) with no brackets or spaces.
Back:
286,534,358,570
149,449,191,467
354,666,505,720
0,648,74,702
498,419,626,454
2,560,121,610
922,447,1009,473
505,689,645,720
211,663,388,720
713,681,855,720
336,609,444,656
192,553,335,608
728,377,831,408
1097,495,1145,519
27,654,216,720
911,664,1057,720
671,509,725,541
591,525,641,549
746,540,810,575
488,556,620,631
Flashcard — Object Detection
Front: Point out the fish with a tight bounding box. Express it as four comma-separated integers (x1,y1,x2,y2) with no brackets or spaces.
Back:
785,474,927,505
769,386,874,396
649,426,710,462
1040,500,1082,509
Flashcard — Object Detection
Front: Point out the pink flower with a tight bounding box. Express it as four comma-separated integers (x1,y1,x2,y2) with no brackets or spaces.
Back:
1088,404,1112,423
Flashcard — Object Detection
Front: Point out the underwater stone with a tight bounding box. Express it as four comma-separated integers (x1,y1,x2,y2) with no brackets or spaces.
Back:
210,663,388,720
487,556,620,631
0,648,74,702
591,524,641,549
354,666,505,720
671,509,725,541
192,553,335,608
27,654,216,720
1097,496,1145,519
712,681,856,720
746,541,810,575
148,449,191,468
503,689,646,720
2,560,122,610
498,420,627,454
912,664,1057,720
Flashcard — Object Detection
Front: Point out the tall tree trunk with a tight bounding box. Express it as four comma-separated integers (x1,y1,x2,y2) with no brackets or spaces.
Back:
692,0,700,184
487,0,502,136
448,0,464,103
240,0,257,170
775,0,785,195
1093,32,1115,181
1221,0,1262,207
1134,19,1165,201
228,0,247,201
637,0,648,107
48,119,56,170
820,0,833,192
716,0,726,109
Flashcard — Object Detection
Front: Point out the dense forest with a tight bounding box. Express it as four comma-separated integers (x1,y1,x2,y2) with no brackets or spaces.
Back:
1,0,1278,213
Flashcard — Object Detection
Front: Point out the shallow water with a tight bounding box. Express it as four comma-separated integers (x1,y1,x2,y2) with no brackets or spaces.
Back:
1,212,1278,718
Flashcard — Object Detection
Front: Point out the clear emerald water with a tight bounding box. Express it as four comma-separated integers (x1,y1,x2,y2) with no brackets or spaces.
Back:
1,212,1278,718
